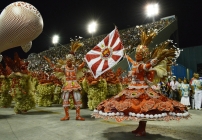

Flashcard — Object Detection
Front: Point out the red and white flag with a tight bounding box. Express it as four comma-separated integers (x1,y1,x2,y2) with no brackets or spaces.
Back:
84,28,124,78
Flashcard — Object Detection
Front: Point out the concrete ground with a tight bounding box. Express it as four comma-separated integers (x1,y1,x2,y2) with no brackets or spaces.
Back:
0,105,202,140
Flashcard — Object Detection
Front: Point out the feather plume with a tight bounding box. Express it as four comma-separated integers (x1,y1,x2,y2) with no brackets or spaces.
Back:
148,40,182,83
69,37,84,54
70,41,84,53
140,29,157,46
150,40,180,66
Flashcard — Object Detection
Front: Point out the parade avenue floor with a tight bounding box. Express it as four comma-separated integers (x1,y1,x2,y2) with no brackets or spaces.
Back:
0,105,202,140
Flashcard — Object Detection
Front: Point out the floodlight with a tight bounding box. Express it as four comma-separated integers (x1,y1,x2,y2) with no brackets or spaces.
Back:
52,35,59,44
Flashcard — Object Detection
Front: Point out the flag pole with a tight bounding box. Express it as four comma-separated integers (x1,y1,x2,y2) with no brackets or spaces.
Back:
116,25,132,72
124,48,132,71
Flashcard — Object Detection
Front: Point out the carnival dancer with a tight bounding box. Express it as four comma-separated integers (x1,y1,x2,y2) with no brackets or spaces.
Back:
54,39,86,121
92,29,189,136
180,78,191,108
191,73,202,110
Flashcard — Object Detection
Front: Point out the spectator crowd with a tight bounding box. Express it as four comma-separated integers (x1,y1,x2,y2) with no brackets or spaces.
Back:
157,73,202,110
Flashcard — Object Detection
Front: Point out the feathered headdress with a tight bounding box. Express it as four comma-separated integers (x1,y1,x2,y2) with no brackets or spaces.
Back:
69,36,84,55
140,29,157,46
66,36,84,62
136,29,157,59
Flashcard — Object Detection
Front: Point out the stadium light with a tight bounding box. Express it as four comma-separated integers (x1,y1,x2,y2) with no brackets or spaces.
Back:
88,21,97,37
52,35,59,44
146,3,159,22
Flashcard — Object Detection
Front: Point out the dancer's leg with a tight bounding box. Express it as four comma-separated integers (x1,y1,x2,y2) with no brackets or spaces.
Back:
132,121,147,136
60,107,70,121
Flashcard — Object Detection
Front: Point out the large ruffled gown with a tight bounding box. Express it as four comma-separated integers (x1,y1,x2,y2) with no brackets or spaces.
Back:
92,58,190,136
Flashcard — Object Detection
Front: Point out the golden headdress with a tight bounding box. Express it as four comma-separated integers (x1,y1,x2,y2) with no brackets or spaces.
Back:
136,29,157,59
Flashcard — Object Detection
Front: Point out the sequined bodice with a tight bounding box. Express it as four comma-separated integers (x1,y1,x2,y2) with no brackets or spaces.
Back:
65,66,76,81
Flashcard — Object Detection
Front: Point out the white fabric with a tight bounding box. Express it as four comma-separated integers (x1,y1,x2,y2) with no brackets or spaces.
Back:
73,91,81,102
192,79,202,91
170,80,179,90
194,90,202,109
62,91,82,107
62,92,70,100
181,96,190,106
152,60,167,78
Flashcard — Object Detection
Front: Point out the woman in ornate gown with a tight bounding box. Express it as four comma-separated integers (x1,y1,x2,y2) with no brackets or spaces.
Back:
92,30,190,136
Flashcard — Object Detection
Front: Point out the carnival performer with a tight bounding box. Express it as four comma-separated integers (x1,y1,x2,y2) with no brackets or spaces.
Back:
180,78,191,108
92,30,189,136
53,39,86,121
191,73,202,110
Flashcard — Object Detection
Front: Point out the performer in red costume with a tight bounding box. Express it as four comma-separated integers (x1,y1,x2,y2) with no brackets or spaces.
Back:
92,30,189,136
56,40,85,121
60,54,85,121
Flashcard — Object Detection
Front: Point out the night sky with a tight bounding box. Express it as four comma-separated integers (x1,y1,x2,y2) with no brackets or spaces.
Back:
0,0,202,59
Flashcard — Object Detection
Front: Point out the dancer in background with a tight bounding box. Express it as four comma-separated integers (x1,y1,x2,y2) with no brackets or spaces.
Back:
191,73,202,110
180,78,191,108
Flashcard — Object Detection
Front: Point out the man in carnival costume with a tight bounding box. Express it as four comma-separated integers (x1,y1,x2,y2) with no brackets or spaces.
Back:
58,39,86,121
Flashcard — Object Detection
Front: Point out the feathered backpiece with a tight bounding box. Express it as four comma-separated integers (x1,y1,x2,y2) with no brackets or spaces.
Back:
149,40,182,85
150,40,181,67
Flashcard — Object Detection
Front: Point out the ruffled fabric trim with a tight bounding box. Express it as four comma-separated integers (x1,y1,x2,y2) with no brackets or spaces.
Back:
91,111,190,122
